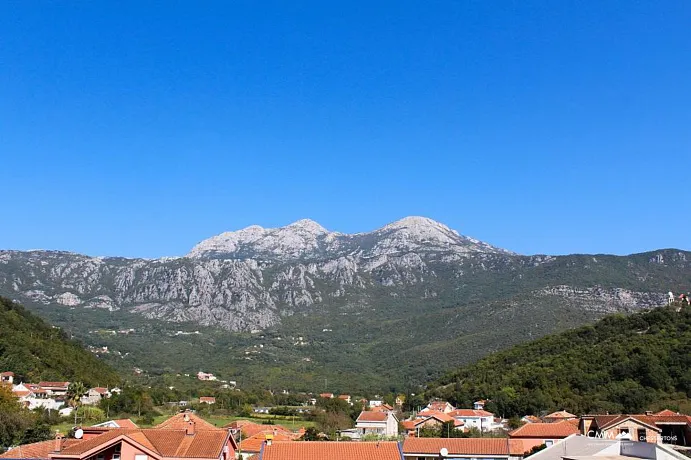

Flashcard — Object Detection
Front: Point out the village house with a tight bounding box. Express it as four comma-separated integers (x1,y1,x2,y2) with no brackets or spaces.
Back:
474,400,487,410
1,371,14,385
254,441,403,460
543,410,577,423
401,437,543,460
371,403,395,413
521,415,542,424
425,400,455,413
355,410,399,438
368,399,383,407
12,383,64,411
197,371,217,381
337,394,351,404
0,412,237,460
449,409,497,431
319,392,334,399
81,387,111,406
38,381,70,396
199,396,216,404
580,411,691,446
402,411,463,437
508,420,580,447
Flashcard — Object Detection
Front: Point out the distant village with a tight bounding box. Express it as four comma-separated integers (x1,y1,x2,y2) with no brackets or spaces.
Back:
2,366,690,460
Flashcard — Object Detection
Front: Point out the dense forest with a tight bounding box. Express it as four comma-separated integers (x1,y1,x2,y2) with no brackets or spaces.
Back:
426,303,691,417
0,296,120,387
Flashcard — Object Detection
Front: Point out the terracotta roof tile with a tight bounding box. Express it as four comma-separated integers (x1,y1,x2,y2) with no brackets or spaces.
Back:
239,423,292,438
113,419,138,429
155,413,219,431
0,439,82,459
449,409,494,417
54,428,231,459
545,410,577,419
403,438,529,456
508,420,579,438
357,411,388,422
238,433,293,453
655,409,680,416
261,441,402,460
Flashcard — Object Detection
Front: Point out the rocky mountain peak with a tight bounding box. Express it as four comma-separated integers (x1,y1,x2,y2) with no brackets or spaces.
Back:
284,219,329,235
187,216,510,260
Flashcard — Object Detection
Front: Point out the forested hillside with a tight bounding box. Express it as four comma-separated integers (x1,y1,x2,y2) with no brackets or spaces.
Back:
426,303,691,417
0,297,119,387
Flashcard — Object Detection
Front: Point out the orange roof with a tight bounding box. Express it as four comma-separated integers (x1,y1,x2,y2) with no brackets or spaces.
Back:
38,382,69,388
90,387,109,395
522,415,542,423
260,441,402,460
199,397,216,402
54,428,232,459
239,423,293,439
155,412,219,431
113,419,138,429
0,439,82,459
449,409,494,417
12,389,32,397
508,420,579,438
0,371,14,376
357,411,388,422
371,404,394,412
238,432,294,453
428,411,455,423
337,394,350,399
655,409,680,416
545,410,577,419
403,438,533,456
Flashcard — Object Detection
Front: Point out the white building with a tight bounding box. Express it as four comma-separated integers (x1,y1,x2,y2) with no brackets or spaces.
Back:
355,411,399,438
449,409,497,431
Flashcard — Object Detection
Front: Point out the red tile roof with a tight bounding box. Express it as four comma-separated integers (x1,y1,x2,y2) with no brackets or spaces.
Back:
237,422,293,439
90,387,109,395
38,382,70,389
53,428,232,459
0,439,82,459
113,419,138,429
403,438,533,456
357,411,388,422
238,432,294,453
545,410,577,419
260,441,402,460
655,409,680,416
0,371,14,376
449,409,494,417
508,420,579,438
155,412,219,431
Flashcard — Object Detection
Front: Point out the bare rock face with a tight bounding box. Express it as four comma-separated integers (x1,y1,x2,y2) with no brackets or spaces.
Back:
0,217,687,332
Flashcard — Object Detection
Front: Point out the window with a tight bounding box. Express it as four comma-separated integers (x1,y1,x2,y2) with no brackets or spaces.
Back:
637,429,646,442
545,440,554,447
135,455,148,460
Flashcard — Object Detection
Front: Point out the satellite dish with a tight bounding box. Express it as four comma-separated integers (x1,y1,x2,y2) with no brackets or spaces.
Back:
440,448,449,457
74,429,84,439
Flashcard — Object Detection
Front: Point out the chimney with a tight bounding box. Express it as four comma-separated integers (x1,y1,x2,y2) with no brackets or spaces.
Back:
645,411,653,416
266,434,274,446
186,421,196,436
54,434,64,453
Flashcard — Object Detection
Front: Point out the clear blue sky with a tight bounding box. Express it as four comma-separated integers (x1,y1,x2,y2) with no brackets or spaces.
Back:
1,1,689,258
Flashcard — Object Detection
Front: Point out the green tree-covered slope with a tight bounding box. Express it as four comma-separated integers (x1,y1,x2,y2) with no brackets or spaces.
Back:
0,297,119,387
426,303,691,417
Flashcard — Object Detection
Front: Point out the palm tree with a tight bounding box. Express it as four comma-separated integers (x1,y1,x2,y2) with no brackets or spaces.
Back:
66,382,86,425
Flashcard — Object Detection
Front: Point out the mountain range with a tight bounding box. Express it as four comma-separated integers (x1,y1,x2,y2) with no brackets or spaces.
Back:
1,216,689,392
